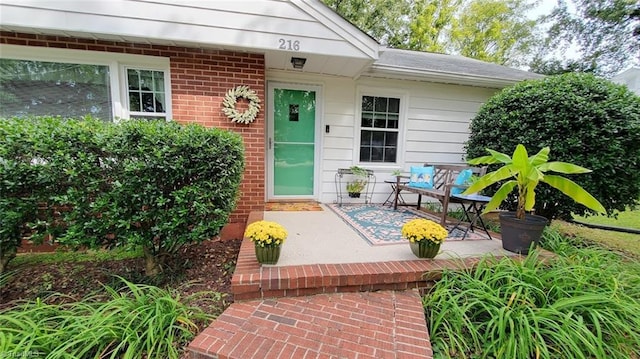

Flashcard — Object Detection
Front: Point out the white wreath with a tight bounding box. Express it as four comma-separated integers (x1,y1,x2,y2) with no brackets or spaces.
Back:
222,85,261,124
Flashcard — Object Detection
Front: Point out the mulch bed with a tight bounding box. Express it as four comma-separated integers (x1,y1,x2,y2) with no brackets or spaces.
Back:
0,238,242,308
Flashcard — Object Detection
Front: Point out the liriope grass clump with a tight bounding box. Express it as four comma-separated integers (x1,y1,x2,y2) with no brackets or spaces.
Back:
424,229,640,359
0,269,15,289
0,277,223,358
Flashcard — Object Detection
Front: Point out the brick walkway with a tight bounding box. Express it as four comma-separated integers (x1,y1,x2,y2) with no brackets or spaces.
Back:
188,211,555,358
188,290,432,359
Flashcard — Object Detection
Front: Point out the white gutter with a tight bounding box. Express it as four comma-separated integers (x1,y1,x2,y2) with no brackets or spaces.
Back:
366,63,542,88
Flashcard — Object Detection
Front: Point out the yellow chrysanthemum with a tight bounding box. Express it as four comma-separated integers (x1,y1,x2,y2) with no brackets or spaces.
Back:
401,219,448,244
244,220,288,247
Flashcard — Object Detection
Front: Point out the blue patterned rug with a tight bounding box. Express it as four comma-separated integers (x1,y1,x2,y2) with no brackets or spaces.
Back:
327,204,492,246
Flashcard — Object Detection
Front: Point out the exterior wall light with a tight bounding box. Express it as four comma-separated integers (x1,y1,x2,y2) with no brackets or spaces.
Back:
290,57,307,69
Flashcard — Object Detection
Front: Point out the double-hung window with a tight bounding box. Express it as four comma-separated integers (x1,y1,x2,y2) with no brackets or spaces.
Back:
0,45,170,121
126,69,167,121
359,95,400,163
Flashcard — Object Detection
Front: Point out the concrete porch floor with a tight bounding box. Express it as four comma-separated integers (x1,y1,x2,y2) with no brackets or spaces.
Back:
188,204,555,358
264,204,511,266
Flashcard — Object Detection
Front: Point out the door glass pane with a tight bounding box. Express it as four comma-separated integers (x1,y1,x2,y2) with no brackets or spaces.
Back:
0,59,112,121
273,89,315,143
274,143,314,196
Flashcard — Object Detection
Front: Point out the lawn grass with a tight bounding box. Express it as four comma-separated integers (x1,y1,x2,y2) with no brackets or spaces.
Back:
574,207,640,230
554,220,640,259
12,246,144,267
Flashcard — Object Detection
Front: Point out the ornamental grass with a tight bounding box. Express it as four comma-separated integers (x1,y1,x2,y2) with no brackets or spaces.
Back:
0,277,222,358
423,228,640,359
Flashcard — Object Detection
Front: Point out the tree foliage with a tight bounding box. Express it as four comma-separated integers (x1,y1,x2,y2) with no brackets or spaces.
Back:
448,0,538,66
534,0,640,76
322,0,540,67
407,0,462,53
322,0,410,47
465,73,640,220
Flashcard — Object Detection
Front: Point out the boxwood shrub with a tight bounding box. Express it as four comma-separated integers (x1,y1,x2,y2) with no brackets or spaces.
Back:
0,117,244,275
0,119,48,273
465,73,640,220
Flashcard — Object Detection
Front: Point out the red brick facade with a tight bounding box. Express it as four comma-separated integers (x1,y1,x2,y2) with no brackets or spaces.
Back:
1,31,266,230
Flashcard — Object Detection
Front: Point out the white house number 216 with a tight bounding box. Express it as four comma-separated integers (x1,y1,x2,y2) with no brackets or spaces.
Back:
278,38,300,51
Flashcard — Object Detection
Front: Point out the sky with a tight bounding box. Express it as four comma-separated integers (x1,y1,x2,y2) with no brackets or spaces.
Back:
529,0,557,19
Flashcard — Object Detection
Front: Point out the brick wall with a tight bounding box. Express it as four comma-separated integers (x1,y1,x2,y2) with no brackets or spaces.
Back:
1,31,266,229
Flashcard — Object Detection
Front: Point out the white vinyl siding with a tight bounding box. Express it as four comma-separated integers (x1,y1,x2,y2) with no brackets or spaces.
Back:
267,70,496,204
0,0,377,60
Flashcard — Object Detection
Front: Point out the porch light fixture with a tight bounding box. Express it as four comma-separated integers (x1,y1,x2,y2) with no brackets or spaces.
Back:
290,57,306,69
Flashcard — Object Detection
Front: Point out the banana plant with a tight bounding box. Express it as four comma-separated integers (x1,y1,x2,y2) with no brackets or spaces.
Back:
464,144,606,220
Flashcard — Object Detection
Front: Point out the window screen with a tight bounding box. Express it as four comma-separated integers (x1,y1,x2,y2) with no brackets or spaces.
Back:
0,59,112,121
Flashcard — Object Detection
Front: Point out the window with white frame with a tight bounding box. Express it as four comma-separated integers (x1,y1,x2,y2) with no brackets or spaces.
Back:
359,95,400,163
0,45,170,122
0,59,113,121
126,68,167,121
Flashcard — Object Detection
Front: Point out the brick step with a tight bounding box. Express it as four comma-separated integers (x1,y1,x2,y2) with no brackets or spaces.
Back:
188,290,433,359
232,231,483,301
230,211,556,301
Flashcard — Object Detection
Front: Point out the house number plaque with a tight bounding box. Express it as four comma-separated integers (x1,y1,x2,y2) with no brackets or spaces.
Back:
278,38,300,51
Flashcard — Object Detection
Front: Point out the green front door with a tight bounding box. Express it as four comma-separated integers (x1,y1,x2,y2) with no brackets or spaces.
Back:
272,88,316,196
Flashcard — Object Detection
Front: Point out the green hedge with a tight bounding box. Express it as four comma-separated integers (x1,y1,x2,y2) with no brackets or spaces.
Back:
465,73,640,220
0,117,244,275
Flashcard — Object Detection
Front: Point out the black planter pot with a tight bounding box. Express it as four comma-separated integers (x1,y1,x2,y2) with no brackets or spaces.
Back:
348,192,361,198
499,212,549,254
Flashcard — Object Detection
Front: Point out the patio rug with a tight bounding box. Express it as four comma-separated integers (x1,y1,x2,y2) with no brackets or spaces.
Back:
327,204,491,246
265,202,323,211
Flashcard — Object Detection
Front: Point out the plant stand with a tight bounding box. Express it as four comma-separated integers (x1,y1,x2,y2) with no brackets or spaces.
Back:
335,168,375,206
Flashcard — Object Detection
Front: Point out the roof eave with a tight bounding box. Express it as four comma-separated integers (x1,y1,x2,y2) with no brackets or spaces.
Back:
366,64,539,88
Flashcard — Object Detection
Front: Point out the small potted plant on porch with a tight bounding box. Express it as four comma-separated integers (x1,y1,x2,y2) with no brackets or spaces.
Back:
464,144,605,254
347,165,369,198
401,218,448,258
244,220,288,265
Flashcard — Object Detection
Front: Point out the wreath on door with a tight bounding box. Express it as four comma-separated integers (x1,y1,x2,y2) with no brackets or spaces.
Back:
222,85,261,124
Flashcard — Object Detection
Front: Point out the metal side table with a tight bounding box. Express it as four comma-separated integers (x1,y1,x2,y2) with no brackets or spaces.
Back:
450,194,493,240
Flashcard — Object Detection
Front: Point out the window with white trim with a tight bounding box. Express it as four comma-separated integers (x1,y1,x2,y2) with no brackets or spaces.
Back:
0,59,113,121
126,68,167,121
0,45,171,122
359,95,400,163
